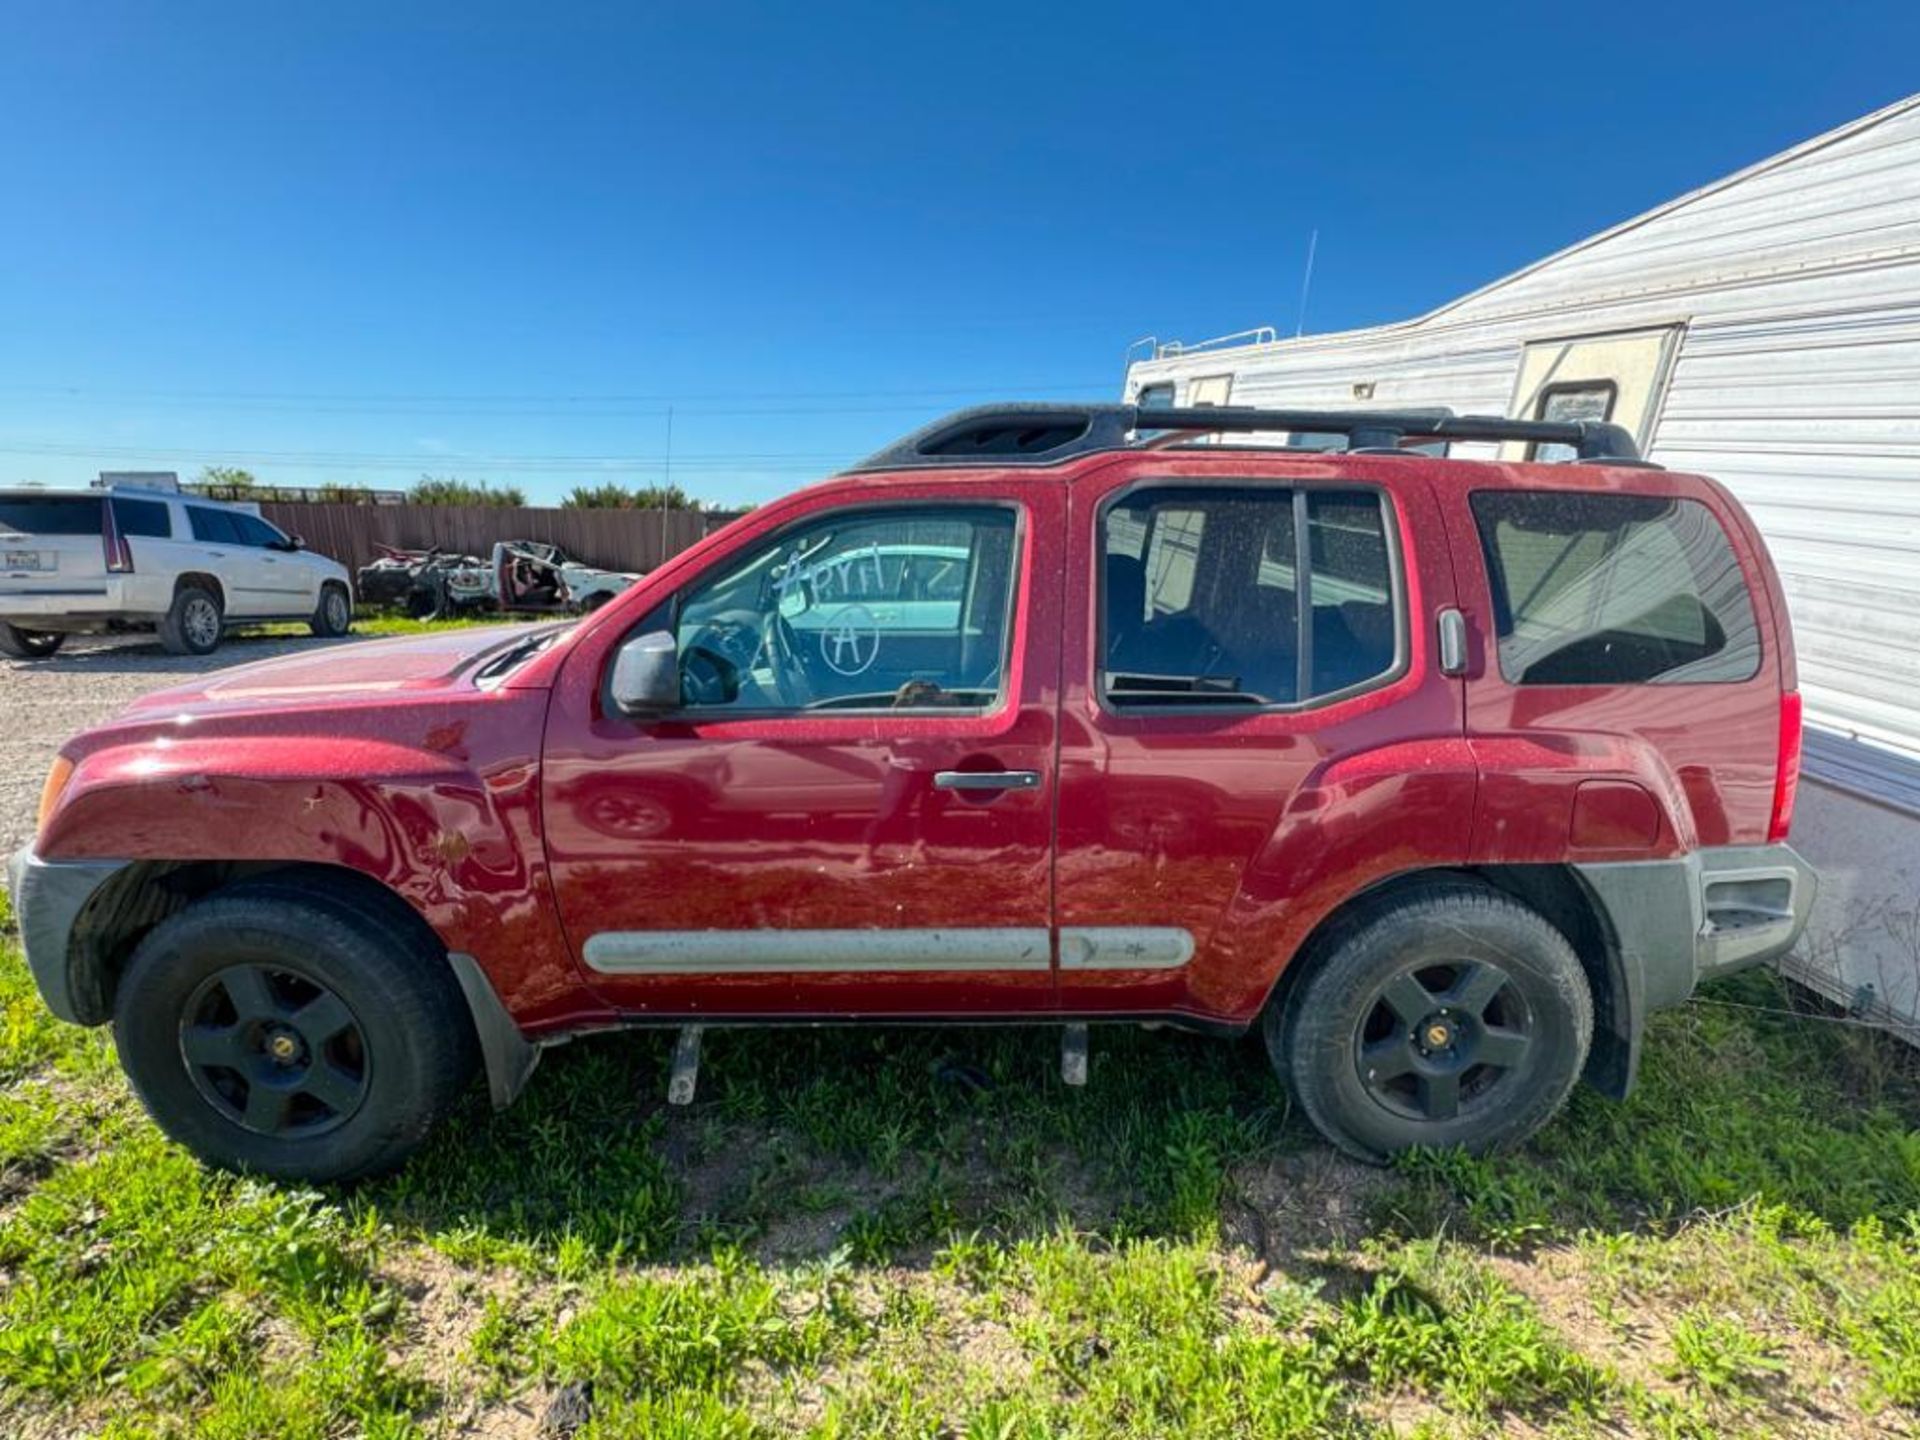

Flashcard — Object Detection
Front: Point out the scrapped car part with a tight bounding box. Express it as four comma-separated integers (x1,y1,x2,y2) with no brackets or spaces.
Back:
355,539,640,618
10,402,1815,1181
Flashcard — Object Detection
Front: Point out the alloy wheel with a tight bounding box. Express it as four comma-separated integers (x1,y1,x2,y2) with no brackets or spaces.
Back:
178,964,371,1136
1353,959,1533,1122
184,596,220,649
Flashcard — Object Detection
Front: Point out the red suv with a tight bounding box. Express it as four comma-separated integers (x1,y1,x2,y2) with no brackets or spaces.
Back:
8,405,1815,1181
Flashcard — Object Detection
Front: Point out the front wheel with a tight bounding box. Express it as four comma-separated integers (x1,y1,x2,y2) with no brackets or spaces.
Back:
113,888,478,1182
1268,881,1592,1162
0,622,66,659
309,583,353,638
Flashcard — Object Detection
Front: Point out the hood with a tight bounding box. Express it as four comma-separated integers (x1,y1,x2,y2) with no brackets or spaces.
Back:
122,624,568,718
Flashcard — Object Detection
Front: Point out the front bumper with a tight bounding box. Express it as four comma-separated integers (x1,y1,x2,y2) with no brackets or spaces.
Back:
6,847,128,1024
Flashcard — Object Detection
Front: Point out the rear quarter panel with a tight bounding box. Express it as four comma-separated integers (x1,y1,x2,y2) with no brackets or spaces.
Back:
1437,462,1787,859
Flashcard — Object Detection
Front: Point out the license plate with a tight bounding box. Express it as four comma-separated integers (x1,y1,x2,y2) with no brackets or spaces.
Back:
3,549,49,571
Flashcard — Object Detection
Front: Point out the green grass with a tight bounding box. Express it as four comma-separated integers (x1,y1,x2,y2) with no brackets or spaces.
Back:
4,898,1920,1435
249,609,531,642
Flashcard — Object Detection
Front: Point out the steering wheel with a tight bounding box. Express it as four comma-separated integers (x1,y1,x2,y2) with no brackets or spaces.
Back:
763,612,815,707
680,645,736,706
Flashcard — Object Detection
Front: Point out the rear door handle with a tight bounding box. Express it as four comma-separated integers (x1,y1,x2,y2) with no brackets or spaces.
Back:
933,770,1041,792
1437,607,1470,676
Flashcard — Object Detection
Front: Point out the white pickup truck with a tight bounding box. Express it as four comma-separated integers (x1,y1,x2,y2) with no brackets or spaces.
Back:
0,485,354,658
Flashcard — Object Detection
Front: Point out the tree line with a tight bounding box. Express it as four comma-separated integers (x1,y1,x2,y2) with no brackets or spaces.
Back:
193,466,726,511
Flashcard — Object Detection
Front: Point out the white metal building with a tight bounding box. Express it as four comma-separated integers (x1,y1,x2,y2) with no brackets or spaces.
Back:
1123,93,1920,1027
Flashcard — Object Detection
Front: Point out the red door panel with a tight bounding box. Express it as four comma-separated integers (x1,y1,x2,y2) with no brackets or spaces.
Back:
1053,453,1473,1030
539,478,1065,1019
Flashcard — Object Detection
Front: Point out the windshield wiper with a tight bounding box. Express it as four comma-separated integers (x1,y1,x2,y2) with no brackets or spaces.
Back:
474,630,561,685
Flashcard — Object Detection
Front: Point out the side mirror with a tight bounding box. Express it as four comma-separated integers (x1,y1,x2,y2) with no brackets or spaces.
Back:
610,630,681,716
289,534,306,551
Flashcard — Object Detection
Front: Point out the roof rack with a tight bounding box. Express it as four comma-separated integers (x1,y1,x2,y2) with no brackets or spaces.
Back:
845,403,1649,472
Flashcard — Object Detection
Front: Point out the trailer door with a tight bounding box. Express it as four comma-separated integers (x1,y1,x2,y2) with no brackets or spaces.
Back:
1502,326,1685,461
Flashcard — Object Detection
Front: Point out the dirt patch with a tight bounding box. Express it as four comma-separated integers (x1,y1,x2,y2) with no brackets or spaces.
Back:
1489,1244,1876,1438
1226,1148,1396,1271
380,1244,546,1436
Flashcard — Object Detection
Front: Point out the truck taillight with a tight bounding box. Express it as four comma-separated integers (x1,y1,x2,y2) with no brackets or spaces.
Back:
102,502,134,573
1768,690,1803,843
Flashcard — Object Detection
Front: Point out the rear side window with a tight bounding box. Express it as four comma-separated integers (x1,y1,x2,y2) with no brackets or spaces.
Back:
0,496,103,535
113,498,172,538
187,507,242,544
1101,485,1400,706
1471,491,1761,685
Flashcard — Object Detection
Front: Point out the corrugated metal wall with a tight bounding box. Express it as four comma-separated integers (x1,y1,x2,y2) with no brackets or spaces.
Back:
256,501,745,580
1123,94,1920,793
1653,305,1920,761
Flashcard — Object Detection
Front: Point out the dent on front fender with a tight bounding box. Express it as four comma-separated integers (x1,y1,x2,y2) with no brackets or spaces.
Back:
36,698,601,1028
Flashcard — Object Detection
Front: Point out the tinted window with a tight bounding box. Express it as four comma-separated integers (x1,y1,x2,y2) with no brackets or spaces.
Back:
112,497,172,538
187,507,242,544
230,512,285,547
1135,383,1174,408
1472,491,1761,685
0,496,102,535
1101,486,1398,706
675,507,1017,711
1306,492,1398,692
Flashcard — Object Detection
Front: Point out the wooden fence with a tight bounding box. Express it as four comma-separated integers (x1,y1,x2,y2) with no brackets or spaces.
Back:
255,501,746,578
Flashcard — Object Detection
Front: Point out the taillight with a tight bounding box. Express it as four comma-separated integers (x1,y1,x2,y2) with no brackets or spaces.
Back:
103,501,134,573
1768,690,1803,843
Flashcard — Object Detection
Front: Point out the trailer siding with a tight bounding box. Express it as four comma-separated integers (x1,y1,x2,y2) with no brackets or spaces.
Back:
1125,94,1920,796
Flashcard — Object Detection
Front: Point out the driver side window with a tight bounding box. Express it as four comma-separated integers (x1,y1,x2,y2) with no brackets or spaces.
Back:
674,505,1019,712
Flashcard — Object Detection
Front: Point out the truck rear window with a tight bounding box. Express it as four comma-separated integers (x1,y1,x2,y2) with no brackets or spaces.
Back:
0,496,103,535
1471,491,1761,685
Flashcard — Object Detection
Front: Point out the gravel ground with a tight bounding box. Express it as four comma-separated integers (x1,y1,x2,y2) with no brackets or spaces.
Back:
1,631,354,855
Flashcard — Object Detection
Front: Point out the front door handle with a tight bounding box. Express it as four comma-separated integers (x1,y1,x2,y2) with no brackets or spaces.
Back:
933,770,1041,792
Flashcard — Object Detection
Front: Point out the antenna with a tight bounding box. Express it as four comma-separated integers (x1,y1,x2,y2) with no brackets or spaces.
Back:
659,404,674,560
1295,228,1319,338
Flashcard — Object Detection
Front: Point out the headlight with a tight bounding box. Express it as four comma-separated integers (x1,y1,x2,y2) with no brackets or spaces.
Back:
36,755,75,836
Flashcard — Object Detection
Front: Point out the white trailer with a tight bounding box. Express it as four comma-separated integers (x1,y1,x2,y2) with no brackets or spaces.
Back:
1123,93,1920,1034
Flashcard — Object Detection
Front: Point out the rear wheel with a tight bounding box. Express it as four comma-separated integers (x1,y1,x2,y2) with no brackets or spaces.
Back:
158,585,224,656
1267,881,1591,1162
309,583,352,638
0,622,66,659
113,888,478,1182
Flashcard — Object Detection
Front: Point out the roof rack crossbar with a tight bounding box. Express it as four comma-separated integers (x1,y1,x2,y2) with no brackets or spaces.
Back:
846,403,1647,472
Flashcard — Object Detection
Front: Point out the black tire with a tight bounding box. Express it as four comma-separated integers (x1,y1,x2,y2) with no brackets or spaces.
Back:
309,582,353,638
0,621,66,659
113,887,478,1183
1267,880,1592,1163
157,585,224,656
403,579,447,622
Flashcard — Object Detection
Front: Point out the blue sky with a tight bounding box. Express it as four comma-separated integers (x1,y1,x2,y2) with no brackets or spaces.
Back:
2,2,1916,507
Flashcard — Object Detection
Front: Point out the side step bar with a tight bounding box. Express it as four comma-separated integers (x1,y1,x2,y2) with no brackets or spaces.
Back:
663,1021,1093,1103
667,1026,703,1105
